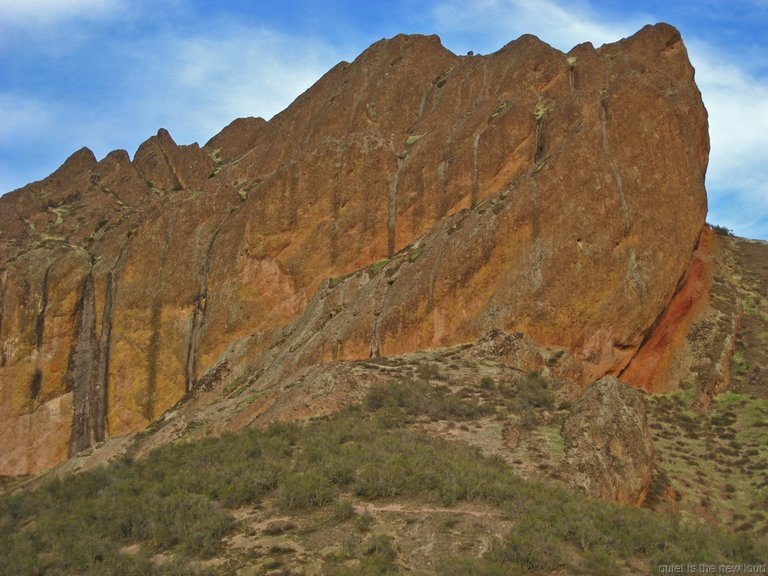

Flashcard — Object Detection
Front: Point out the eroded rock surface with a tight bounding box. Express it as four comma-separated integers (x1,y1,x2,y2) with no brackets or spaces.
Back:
0,23,708,475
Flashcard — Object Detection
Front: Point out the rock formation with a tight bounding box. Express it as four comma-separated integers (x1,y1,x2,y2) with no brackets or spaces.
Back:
561,376,655,505
0,23,709,475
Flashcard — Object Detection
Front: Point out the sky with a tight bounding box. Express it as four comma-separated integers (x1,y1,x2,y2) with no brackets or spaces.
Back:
1,1,767,239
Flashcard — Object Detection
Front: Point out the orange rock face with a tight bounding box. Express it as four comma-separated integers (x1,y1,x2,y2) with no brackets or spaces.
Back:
620,227,716,393
0,23,708,475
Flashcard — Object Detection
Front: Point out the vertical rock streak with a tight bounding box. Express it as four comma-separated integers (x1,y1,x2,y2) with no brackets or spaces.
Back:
68,272,98,455
95,271,115,442
528,176,544,304
436,161,447,219
185,220,227,393
91,238,131,445
30,265,52,402
0,270,6,367
388,156,404,257
330,144,344,265
471,132,481,208
35,266,50,354
146,218,176,421
600,95,632,234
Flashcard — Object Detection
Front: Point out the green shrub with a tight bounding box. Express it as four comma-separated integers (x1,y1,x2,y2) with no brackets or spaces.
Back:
440,554,512,576
364,379,493,422
362,533,398,562
278,470,335,510
416,362,443,380
582,547,620,576
480,376,495,389
1,385,763,575
518,373,555,410
332,499,357,522
263,519,295,535
533,99,549,121
369,258,390,276
354,509,376,532
491,518,564,570
709,223,734,237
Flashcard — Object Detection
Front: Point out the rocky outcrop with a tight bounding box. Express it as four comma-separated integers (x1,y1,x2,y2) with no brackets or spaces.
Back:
0,23,708,475
133,128,213,193
561,376,655,505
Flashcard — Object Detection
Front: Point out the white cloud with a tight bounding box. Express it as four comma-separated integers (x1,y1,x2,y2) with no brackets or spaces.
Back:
0,92,96,193
0,14,342,194
689,42,768,172
0,93,51,142
431,0,648,53
0,0,126,27
685,42,768,237
114,24,341,149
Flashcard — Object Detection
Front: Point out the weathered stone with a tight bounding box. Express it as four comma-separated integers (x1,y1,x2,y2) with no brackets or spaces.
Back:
205,116,268,164
133,128,212,192
0,23,709,475
561,376,655,505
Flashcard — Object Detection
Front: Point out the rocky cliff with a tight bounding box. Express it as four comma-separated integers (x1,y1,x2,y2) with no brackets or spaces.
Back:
0,23,709,476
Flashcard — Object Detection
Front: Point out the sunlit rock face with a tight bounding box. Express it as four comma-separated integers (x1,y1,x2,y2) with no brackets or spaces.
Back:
0,23,708,475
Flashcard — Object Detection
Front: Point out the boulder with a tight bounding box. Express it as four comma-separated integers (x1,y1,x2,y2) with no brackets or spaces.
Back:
561,376,655,505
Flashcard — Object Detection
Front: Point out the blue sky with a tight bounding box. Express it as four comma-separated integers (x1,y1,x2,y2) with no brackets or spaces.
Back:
1,0,767,239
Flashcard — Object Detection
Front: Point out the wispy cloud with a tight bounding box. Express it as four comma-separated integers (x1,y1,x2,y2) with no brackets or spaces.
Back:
690,41,768,237
0,93,51,141
0,92,60,190
121,23,341,146
0,10,341,193
0,0,127,27
431,0,649,54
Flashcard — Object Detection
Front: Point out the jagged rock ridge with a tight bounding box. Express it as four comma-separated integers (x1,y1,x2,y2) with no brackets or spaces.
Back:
0,23,708,475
